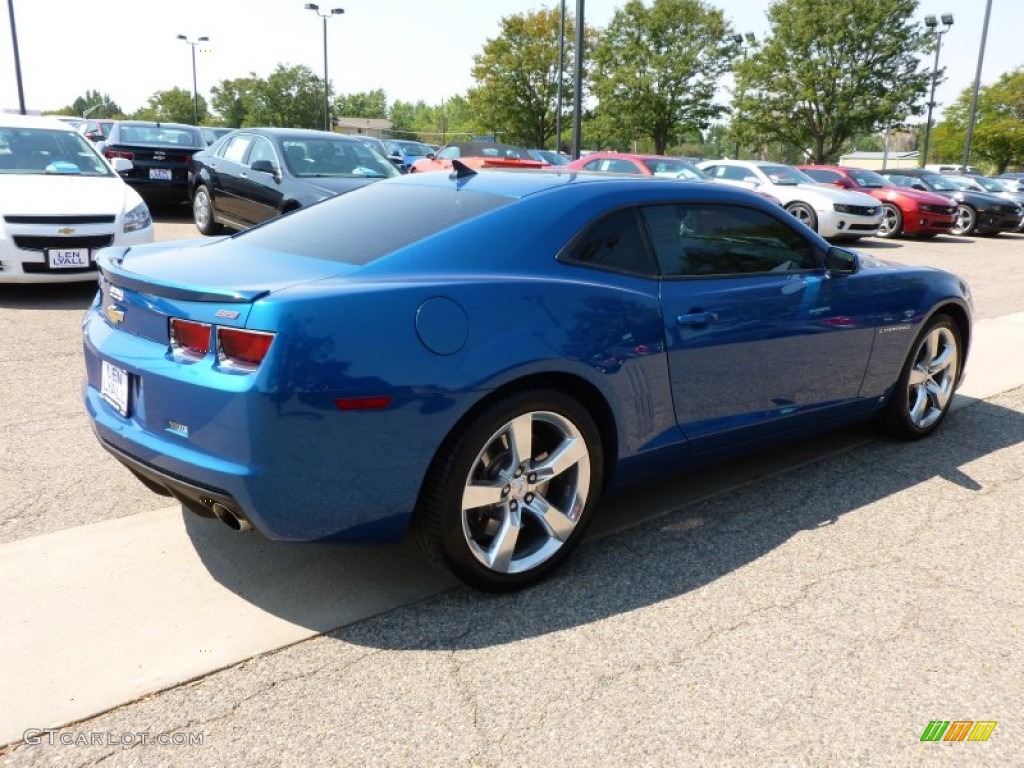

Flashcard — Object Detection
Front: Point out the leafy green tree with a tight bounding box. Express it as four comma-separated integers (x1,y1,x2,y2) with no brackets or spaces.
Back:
931,69,1024,172
210,76,261,127
69,90,121,119
334,89,388,119
210,65,327,129
591,0,735,155
735,0,930,164
467,7,593,148
132,87,208,124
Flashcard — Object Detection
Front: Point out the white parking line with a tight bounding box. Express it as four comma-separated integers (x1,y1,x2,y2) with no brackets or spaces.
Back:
2,311,1022,748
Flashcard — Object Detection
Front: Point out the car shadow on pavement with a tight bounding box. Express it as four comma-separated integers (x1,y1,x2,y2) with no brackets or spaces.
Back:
181,393,1023,650
0,282,97,310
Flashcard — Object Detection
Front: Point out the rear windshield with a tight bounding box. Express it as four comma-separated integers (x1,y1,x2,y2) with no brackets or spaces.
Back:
237,182,511,265
117,125,203,148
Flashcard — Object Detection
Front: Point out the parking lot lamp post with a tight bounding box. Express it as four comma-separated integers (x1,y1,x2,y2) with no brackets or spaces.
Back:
177,34,209,126
962,0,992,172
305,4,344,132
921,13,953,167
7,0,26,114
731,32,756,158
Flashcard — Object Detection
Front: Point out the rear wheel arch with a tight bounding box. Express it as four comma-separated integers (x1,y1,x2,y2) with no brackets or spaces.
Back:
415,373,620,513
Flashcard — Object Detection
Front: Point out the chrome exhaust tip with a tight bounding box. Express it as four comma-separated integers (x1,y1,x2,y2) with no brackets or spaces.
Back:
211,502,252,532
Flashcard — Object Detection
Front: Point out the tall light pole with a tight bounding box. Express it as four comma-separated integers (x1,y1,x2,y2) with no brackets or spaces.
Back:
177,34,209,125
962,0,993,171
305,4,344,132
921,13,953,167
571,0,584,159
7,0,26,114
555,0,566,154
731,32,755,158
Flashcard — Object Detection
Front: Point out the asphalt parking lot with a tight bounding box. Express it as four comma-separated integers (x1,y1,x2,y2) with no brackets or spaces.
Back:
1,216,1022,765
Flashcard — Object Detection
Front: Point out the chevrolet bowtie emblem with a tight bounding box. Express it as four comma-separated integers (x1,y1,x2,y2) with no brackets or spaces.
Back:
58,227,75,235
105,305,125,325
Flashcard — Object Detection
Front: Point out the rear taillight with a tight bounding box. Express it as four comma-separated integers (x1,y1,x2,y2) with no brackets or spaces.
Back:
217,328,274,370
169,318,212,360
104,149,135,161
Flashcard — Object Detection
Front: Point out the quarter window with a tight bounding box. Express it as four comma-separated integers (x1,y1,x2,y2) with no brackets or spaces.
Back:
641,204,819,277
562,208,657,277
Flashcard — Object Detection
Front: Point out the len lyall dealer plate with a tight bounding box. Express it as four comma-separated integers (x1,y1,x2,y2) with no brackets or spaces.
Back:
46,248,89,269
100,360,130,416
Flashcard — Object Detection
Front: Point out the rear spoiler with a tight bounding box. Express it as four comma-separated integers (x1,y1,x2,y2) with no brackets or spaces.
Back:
98,248,268,304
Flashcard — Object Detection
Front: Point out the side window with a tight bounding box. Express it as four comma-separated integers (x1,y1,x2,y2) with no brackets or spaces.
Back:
641,204,819,277
717,165,755,182
561,208,657,277
248,136,278,168
221,135,254,163
805,169,840,183
437,146,460,160
582,159,604,172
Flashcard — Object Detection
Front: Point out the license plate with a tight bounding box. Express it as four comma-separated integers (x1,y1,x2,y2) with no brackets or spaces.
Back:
101,360,130,417
46,248,89,268
149,168,172,181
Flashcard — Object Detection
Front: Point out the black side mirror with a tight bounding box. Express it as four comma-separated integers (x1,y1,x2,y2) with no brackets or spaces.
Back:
250,159,278,176
825,246,859,275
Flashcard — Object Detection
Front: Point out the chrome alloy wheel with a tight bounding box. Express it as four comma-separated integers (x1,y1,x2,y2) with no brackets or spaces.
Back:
460,410,591,575
906,325,958,430
878,204,902,237
193,186,213,230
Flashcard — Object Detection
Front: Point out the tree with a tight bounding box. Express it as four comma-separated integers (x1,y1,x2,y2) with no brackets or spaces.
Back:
467,7,593,148
132,87,207,124
210,65,327,129
931,69,1024,172
334,89,388,119
210,76,261,127
735,0,930,164
591,0,735,155
70,90,122,119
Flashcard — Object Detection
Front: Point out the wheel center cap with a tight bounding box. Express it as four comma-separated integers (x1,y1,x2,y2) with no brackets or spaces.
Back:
510,475,528,500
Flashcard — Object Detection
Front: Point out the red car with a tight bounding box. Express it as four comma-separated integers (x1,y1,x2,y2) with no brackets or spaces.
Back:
797,164,957,239
565,151,706,179
410,142,546,173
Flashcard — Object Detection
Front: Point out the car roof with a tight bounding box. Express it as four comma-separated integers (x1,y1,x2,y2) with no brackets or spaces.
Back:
0,114,81,131
115,120,198,130
447,141,530,155
397,166,774,205
229,127,364,142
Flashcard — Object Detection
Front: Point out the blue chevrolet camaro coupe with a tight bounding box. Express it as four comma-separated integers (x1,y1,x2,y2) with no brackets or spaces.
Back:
83,166,972,591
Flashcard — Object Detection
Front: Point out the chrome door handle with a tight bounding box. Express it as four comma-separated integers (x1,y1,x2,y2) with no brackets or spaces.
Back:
676,311,718,325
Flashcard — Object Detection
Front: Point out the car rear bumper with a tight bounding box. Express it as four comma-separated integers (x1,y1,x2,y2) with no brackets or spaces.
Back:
82,303,477,544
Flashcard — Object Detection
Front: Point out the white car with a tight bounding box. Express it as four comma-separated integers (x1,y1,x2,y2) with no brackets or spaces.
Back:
697,159,883,239
0,114,153,283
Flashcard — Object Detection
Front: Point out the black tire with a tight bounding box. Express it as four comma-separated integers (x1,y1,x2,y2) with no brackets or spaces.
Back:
192,184,224,236
785,201,818,232
951,204,977,236
413,388,604,592
877,203,903,238
877,314,962,440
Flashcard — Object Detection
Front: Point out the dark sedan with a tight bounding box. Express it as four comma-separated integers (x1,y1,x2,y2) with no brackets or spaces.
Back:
103,121,206,204
189,127,400,234
880,168,1021,236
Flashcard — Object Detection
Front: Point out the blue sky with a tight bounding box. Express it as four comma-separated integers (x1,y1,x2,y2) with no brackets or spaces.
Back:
0,0,1015,120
